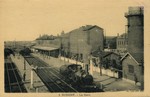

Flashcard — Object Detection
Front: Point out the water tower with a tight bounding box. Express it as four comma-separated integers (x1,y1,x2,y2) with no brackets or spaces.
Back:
125,7,144,55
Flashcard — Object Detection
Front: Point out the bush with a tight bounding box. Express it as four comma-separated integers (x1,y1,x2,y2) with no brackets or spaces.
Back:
4,48,15,58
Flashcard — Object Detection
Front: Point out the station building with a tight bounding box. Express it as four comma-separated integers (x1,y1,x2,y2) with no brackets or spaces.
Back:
33,25,104,65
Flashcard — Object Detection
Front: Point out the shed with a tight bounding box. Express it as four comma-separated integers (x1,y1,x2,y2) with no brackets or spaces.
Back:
121,52,143,83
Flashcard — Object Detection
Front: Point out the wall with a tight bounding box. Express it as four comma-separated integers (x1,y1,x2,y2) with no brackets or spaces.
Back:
126,7,144,55
69,27,90,54
93,66,119,78
122,55,142,82
89,27,104,51
116,33,128,51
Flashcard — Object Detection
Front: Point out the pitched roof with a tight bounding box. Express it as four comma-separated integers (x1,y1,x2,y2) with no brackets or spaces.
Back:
121,52,143,64
33,46,59,51
103,52,120,58
130,52,144,63
82,25,103,31
117,33,128,38
91,51,120,58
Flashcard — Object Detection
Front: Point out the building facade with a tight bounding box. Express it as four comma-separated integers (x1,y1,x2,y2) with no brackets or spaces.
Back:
122,7,144,89
105,36,117,49
121,53,143,84
116,33,128,51
34,25,104,64
68,25,104,64
125,7,144,55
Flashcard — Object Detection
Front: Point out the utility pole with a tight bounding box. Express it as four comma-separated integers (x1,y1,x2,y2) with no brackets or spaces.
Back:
99,47,102,76
125,24,128,51
67,35,70,62
23,58,26,81
76,32,79,65
60,35,65,64
24,58,26,70
30,65,34,89
140,59,144,90
89,53,93,76
30,65,38,89
23,45,26,69
60,36,62,57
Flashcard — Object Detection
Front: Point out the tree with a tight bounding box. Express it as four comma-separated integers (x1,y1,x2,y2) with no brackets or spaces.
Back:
98,46,103,76
4,48,15,58
103,58,109,69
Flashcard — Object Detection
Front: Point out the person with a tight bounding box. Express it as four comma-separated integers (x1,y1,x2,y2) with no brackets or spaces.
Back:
134,73,138,85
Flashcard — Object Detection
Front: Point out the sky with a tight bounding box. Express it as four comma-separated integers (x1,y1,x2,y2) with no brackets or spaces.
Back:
0,0,149,41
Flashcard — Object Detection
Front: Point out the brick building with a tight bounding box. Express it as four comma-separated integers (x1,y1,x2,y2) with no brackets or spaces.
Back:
121,52,143,83
68,25,104,64
116,33,128,52
122,7,144,89
34,25,104,64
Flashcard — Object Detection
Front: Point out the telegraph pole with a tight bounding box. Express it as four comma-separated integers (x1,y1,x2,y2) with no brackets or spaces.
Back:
140,59,144,90
23,58,26,81
30,65,38,89
30,65,34,89
89,53,93,76
99,47,102,76
76,32,79,65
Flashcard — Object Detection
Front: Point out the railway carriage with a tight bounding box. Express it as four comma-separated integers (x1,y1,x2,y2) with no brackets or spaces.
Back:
60,64,93,85
59,64,103,92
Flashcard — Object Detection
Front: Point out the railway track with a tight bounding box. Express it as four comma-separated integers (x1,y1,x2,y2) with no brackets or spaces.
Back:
24,56,78,92
4,57,27,93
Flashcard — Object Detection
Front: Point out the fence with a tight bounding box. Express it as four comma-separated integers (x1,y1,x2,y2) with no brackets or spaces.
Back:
60,56,119,78
60,56,84,67
93,66,119,78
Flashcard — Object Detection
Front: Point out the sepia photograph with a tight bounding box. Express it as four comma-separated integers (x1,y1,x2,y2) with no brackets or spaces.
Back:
0,0,150,97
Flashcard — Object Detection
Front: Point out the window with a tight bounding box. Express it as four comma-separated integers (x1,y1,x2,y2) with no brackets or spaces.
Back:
118,41,120,45
128,65,134,73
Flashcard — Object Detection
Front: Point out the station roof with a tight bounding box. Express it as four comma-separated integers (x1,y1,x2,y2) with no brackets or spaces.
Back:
33,46,59,51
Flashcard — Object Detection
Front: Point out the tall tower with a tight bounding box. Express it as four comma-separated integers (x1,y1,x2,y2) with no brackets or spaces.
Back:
125,7,144,55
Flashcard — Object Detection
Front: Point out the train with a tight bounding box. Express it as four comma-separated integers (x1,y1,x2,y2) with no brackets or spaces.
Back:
59,64,103,92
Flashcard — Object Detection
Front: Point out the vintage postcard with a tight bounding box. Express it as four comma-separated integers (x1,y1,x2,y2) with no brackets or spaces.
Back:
0,0,150,97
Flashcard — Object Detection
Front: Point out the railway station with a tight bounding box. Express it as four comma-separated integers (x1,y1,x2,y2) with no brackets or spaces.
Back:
4,42,142,93
32,46,60,58
4,6,144,93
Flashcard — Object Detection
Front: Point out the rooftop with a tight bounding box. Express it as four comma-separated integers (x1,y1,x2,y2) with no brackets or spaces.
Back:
91,50,120,58
121,52,144,64
117,33,128,39
33,46,59,51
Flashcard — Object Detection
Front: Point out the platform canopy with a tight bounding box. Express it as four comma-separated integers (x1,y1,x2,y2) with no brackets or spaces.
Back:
33,46,59,51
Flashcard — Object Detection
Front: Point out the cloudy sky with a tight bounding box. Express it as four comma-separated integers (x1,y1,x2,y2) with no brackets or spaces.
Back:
0,0,149,41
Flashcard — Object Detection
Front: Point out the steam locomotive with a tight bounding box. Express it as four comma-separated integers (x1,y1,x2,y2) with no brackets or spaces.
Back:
59,64,103,92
